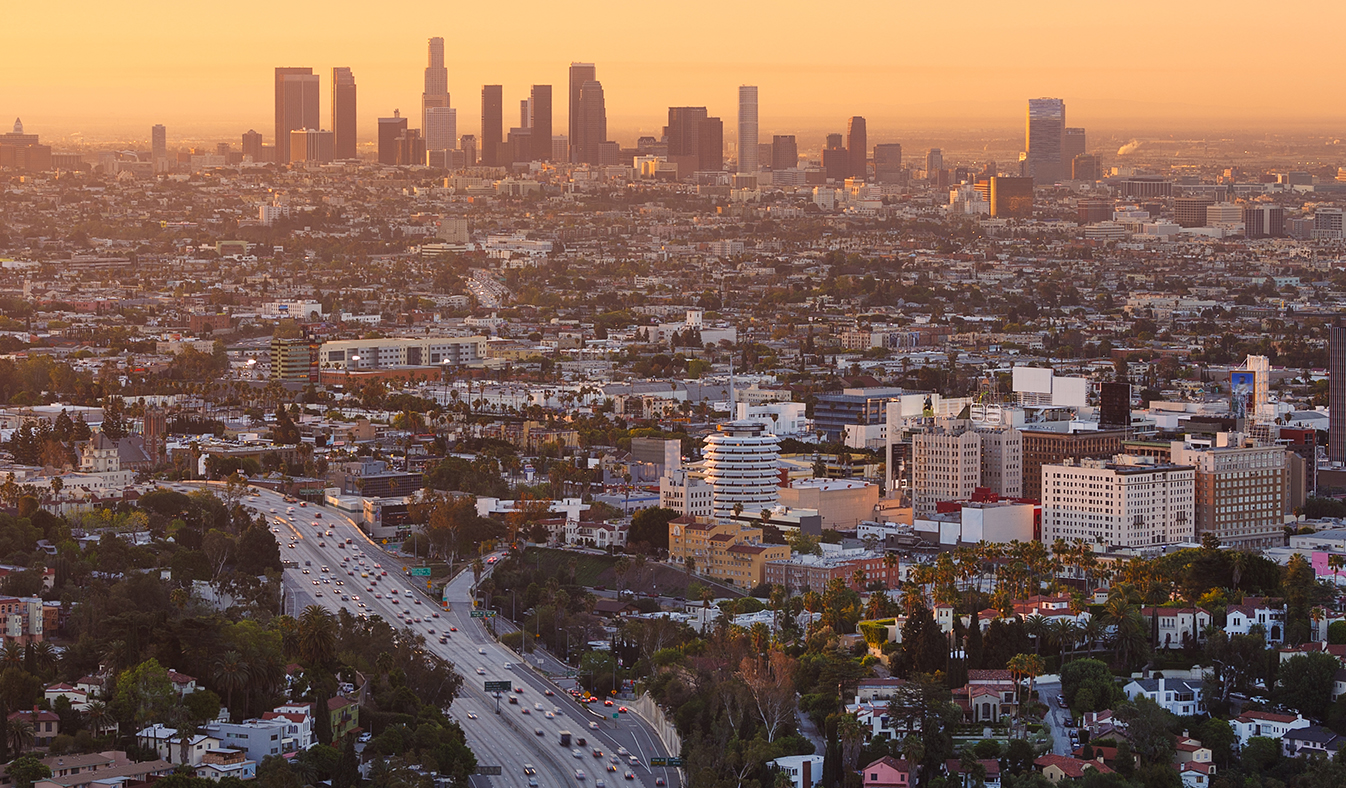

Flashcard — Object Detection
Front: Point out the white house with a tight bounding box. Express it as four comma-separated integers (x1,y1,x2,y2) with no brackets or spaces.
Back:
1225,597,1285,645
1139,607,1213,649
1123,677,1205,716
136,724,223,767
1232,711,1310,749
769,755,825,788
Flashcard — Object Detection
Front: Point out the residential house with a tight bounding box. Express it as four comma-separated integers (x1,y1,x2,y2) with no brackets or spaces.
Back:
329,696,359,740
1174,736,1212,767
1139,607,1212,649
0,751,175,788
263,702,315,750
861,756,914,788
1034,755,1113,783
202,718,290,762
944,760,1001,788
196,748,257,782
135,724,222,767
1180,762,1215,788
1225,597,1285,645
43,684,89,711
1231,711,1310,748
166,669,198,696
9,708,59,749
1278,642,1346,664
854,679,907,703
1123,677,1205,716
769,755,824,788
1282,725,1346,759
953,671,1018,723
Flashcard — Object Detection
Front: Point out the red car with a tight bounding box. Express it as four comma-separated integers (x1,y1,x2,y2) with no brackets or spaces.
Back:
618,707,627,713
603,700,613,707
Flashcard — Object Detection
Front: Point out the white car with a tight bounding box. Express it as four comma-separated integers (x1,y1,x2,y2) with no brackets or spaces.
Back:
476,668,485,675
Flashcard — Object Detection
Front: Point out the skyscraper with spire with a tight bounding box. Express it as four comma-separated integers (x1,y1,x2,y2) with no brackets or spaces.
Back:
422,37,451,151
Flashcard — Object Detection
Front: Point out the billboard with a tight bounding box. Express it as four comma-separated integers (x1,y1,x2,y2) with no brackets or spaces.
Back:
1231,371,1255,420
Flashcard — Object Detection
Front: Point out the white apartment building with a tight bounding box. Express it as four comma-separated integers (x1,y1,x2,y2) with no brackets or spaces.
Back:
977,426,1023,498
1041,456,1195,547
912,426,981,519
1169,436,1286,548
319,336,485,369
659,468,714,518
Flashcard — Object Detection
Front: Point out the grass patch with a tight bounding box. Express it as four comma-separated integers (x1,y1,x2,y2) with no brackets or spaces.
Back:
522,547,618,586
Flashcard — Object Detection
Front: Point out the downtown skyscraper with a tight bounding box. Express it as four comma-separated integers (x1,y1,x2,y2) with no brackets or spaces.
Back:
569,63,596,163
1025,97,1065,182
738,86,758,173
275,67,319,163
331,67,357,160
530,84,552,162
480,85,503,166
846,116,866,179
422,37,451,151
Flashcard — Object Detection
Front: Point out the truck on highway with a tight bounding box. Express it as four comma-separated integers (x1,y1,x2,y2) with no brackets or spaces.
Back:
559,731,572,747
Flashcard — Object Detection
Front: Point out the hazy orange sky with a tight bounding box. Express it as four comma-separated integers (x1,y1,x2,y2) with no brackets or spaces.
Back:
7,0,1346,146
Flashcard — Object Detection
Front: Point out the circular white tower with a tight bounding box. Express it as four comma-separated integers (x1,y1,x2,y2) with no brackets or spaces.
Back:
702,420,780,518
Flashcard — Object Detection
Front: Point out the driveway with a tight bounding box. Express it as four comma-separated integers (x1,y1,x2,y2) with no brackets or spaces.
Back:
1034,681,1075,756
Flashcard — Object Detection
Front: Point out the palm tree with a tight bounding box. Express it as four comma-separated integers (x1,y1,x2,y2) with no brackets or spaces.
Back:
1331,554,1345,589
1024,614,1048,655
7,717,34,754
214,651,249,719
1100,597,1148,670
84,701,114,735
296,606,337,668
1006,653,1046,720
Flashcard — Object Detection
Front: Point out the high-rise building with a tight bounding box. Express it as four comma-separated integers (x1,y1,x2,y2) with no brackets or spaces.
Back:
274,68,319,164
459,134,476,166
666,106,709,177
738,86,758,173
874,143,902,183
422,37,450,143
289,128,334,164
1244,204,1285,238
771,135,797,170
822,134,847,181
332,67,357,160
395,128,425,166
702,421,780,518
1020,427,1127,500
1171,437,1286,548
151,124,166,159
242,130,263,161
568,63,597,163
530,85,552,162
1025,98,1065,182
1041,456,1195,547
926,148,943,184
846,116,867,179
698,116,723,172
912,426,982,520
1071,153,1101,181
989,176,1034,218
1062,127,1086,167
480,86,503,166
425,107,457,154
1174,196,1215,228
1332,325,1346,463
576,80,606,164
377,111,407,165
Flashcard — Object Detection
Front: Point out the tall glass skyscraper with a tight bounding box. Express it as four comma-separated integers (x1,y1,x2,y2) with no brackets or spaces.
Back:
1025,97,1065,182
568,63,596,163
331,67,357,160
738,86,758,173
422,37,450,150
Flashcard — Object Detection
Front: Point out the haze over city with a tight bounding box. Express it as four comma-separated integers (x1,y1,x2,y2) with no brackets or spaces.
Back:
9,0,1346,145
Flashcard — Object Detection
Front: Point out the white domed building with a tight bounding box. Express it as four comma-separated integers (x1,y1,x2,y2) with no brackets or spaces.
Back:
702,420,781,518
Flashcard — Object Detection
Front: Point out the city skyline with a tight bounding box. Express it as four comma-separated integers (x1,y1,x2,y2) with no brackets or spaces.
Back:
8,1,1346,144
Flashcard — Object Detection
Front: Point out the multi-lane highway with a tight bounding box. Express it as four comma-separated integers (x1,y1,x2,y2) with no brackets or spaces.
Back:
175,483,679,788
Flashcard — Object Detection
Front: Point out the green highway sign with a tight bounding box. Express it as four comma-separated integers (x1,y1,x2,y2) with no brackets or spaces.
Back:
470,610,496,618
612,713,619,719
484,681,511,692
410,567,432,577
649,758,684,768
476,766,502,776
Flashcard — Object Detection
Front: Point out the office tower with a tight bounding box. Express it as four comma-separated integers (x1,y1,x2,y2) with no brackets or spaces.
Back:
1174,196,1215,228
530,85,552,161
1099,381,1131,427
520,99,531,128
576,80,606,164
1244,204,1285,238
702,421,780,518
697,116,723,171
1020,427,1127,500
667,106,708,176
1025,98,1065,182
568,63,597,163
874,143,902,183
1041,457,1194,548
377,110,408,165
925,147,943,178
771,135,797,170
425,107,457,154
480,86,503,166
459,134,476,166
332,67,357,160
846,116,867,179
912,426,982,519
1071,153,1101,181
552,135,569,162
275,68,319,164
422,37,450,139
290,128,334,164
1062,127,1086,167
757,143,773,168
151,125,166,159
989,176,1034,218
738,86,758,173
822,134,847,181
1172,438,1286,548
242,129,263,161
1332,325,1346,463
506,126,532,164
395,128,425,166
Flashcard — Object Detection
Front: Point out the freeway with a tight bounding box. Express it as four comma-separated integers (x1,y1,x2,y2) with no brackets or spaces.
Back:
172,483,680,788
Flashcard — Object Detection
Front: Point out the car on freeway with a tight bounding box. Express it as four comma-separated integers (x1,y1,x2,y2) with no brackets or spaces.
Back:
618,707,627,713
545,712,555,719
466,711,477,720
478,648,485,655
535,728,544,736
606,765,617,773
589,722,599,730
624,773,634,781
572,750,582,759
656,780,666,786
523,765,536,775
604,700,613,707
575,771,586,781
521,708,530,715
545,689,554,696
